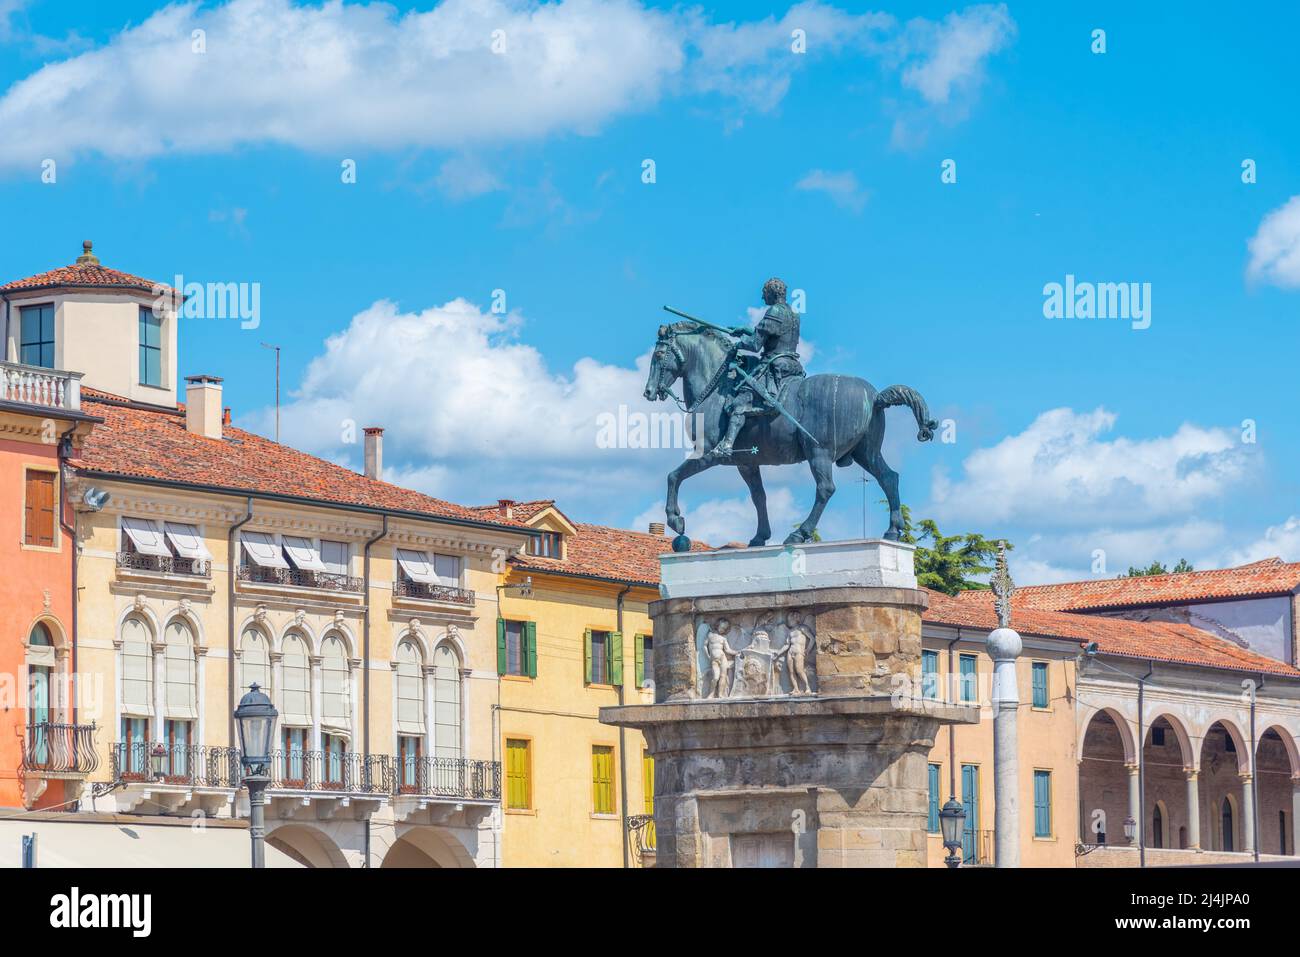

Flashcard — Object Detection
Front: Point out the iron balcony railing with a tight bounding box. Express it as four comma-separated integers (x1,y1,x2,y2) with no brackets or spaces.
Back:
117,550,211,578
111,741,242,788
393,756,501,800
237,563,364,593
21,722,99,774
627,813,657,866
392,577,476,606
269,749,393,794
0,360,82,411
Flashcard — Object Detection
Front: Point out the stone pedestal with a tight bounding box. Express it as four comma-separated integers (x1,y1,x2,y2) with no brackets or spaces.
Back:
601,539,978,868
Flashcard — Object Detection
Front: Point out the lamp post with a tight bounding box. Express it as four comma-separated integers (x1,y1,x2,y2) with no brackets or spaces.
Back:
234,682,278,869
150,742,167,782
939,797,967,868
1123,816,1137,843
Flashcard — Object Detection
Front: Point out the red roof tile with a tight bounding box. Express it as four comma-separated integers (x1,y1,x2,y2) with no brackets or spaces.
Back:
70,390,524,530
467,500,558,524
926,588,1299,677
965,559,1300,612
1,244,168,295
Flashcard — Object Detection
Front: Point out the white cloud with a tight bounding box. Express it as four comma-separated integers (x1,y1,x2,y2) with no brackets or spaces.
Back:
1223,515,1300,565
633,486,801,546
897,3,1015,105
930,407,1256,527
434,155,503,200
1246,195,1300,289
795,169,868,213
0,0,1017,169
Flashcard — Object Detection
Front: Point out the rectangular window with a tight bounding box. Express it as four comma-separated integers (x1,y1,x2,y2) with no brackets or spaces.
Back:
497,619,536,678
635,634,654,688
1031,661,1049,708
119,716,149,778
505,620,524,675
588,630,609,685
163,719,191,778
959,654,977,703
322,733,346,787
527,531,563,557
138,306,162,387
282,727,308,785
19,303,55,368
592,745,615,814
433,553,461,585
23,469,56,547
505,738,531,810
320,540,349,576
927,763,941,833
1033,769,1052,838
921,649,939,700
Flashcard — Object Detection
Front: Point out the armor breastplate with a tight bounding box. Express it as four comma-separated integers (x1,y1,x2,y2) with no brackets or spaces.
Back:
760,302,801,356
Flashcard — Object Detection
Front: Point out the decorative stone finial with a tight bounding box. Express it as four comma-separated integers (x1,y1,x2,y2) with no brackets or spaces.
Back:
77,240,99,265
990,541,1014,629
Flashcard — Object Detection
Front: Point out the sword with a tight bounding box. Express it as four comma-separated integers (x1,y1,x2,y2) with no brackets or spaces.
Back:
728,361,821,447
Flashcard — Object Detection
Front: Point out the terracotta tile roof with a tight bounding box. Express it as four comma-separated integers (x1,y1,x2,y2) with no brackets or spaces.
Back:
467,500,557,523
70,390,524,530
925,588,1299,677
1,244,168,295
509,520,709,587
963,558,1300,612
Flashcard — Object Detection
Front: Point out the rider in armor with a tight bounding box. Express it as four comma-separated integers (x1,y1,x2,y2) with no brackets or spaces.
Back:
710,277,805,458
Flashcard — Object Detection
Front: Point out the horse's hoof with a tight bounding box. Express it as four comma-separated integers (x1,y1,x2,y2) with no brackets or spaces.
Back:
883,529,900,542
748,536,769,548
672,534,692,553
783,532,804,546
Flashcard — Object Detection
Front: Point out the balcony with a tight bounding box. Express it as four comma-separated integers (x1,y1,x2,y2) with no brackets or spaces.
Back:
627,813,657,867
237,563,364,595
21,722,99,776
0,360,82,412
117,550,211,580
391,756,501,825
106,741,242,815
392,578,476,606
263,749,391,821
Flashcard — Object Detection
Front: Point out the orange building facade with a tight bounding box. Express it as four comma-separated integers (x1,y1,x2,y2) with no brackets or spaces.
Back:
0,353,99,810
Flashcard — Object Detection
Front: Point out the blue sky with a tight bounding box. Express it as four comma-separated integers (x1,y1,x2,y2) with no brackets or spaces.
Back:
2,0,1298,582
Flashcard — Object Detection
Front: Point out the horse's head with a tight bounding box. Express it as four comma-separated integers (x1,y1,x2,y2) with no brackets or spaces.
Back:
644,324,684,402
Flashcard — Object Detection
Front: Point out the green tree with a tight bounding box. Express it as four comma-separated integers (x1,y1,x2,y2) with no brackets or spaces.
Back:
1122,558,1193,578
895,504,1008,595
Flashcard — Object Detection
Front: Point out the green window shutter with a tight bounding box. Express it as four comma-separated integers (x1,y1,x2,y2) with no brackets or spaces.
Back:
524,621,538,678
609,631,624,686
496,618,507,675
634,634,645,687
583,629,593,684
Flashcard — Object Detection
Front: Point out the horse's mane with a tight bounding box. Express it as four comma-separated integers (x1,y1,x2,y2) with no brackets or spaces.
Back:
661,320,732,347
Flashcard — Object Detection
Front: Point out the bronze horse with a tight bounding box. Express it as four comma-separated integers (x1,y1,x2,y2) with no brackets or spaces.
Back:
643,321,938,550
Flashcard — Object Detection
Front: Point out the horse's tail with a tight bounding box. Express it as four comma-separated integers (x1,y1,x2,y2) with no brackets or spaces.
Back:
873,385,939,442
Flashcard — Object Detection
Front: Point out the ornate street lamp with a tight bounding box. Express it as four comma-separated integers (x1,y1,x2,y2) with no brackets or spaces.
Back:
939,797,967,868
1123,816,1137,844
235,683,278,869
150,742,167,781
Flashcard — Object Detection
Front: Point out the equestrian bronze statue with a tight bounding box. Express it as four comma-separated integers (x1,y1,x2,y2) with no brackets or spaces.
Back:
644,277,938,552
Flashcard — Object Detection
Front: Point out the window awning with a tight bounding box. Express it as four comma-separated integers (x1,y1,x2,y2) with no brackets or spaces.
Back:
396,549,438,584
122,517,171,557
282,536,327,572
241,531,288,568
164,522,212,560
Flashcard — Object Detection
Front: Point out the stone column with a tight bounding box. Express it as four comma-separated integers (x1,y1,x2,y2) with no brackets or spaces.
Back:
1126,764,1140,845
1185,770,1201,850
309,655,323,755
1291,779,1300,857
152,641,167,742
1241,773,1256,854
987,626,1021,868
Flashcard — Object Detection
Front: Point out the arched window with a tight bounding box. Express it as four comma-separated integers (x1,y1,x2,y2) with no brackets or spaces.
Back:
395,639,425,789
119,616,153,777
27,623,55,763
320,634,350,735
1152,804,1164,849
240,628,271,694
280,633,311,728
163,619,197,775
432,642,462,760
1221,798,1235,853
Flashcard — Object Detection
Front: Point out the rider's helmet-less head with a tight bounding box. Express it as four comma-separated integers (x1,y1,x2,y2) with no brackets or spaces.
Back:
761,277,787,305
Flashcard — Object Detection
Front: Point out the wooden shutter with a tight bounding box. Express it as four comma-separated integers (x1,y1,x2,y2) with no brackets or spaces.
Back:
1032,662,1048,708
583,629,593,684
608,631,623,687
524,621,538,678
1034,770,1051,837
634,635,645,687
927,764,940,833
24,470,55,547
496,618,507,675
592,745,614,814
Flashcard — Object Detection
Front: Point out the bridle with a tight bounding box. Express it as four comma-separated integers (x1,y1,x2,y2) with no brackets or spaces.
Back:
651,326,733,414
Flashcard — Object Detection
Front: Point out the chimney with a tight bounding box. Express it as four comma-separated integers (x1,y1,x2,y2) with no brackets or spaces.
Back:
364,427,384,479
223,406,232,427
497,498,516,520
184,375,224,439
648,522,666,536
